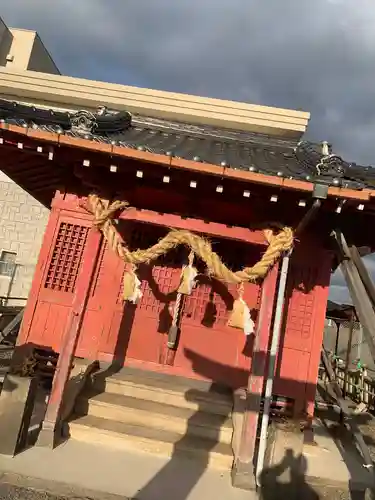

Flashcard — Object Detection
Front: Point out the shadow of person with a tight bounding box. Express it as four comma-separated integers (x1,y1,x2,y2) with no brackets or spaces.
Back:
134,385,231,500
259,448,319,500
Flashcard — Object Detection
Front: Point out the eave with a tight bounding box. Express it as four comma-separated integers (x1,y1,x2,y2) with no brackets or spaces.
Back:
0,123,375,220
1,122,374,207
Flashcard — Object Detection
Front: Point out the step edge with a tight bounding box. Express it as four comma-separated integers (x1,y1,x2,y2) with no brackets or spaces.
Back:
95,377,233,406
69,415,233,457
78,405,234,441
78,394,233,429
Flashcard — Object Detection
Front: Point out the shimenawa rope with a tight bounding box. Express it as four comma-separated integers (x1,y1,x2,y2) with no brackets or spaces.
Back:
87,194,294,286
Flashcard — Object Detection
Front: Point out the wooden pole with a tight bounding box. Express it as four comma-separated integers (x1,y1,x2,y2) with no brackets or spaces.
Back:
343,309,355,398
231,264,279,490
334,322,340,357
334,230,375,364
36,226,102,448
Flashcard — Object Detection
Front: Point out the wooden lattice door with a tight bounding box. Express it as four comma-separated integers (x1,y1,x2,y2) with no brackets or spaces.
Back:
23,217,91,351
98,221,262,387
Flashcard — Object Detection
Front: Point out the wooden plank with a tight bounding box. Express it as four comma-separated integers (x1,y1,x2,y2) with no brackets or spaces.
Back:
334,231,375,365
119,208,268,246
350,244,375,308
0,309,24,343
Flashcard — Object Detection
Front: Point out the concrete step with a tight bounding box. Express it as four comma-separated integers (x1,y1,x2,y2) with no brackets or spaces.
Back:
69,414,234,470
76,391,233,444
90,369,233,417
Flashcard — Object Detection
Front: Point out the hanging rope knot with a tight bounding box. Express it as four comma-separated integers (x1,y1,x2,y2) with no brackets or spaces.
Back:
89,194,129,228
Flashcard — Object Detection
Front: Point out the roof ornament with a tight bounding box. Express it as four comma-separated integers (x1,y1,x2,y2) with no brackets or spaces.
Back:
315,140,344,176
70,110,98,137
96,106,107,116
69,105,132,137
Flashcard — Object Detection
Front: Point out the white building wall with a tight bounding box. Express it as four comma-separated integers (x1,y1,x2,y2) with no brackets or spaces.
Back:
0,178,49,306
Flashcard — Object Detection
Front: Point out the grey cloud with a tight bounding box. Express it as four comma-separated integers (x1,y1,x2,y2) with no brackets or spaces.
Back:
3,1,375,304
330,254,375,303
3,0,375,163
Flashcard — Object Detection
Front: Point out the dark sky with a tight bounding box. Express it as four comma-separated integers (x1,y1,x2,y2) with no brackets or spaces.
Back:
2,0,375,303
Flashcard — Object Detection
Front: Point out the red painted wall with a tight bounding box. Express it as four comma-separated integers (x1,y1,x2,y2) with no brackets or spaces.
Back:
274,235,332,416
18,192,332,415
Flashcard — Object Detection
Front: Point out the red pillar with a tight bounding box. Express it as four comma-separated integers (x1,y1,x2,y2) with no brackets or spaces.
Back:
37,225,102,448
231,264,279,490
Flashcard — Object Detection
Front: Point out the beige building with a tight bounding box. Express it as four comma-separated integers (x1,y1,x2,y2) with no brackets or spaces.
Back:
0,17,55,306
0,174,49,306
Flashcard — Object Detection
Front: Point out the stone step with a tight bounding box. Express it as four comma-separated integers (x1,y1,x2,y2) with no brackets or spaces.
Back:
69,414,234,470
90,368,233,417
76,391,233,444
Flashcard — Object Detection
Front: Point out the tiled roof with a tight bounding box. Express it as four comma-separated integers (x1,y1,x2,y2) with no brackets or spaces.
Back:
0,98,374,190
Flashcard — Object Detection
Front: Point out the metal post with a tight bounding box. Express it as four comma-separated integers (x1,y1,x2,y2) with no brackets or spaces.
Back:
255,254,291,486
233,198,322,491
254,198,322,487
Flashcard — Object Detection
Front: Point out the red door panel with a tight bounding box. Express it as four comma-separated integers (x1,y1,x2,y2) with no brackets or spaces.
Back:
26,218,91,352
97,222,182,365
96,220,262,388
174,254,261,387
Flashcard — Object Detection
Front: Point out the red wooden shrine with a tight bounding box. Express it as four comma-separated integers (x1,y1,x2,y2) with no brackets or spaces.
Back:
17,187,331,416
2,97,375,473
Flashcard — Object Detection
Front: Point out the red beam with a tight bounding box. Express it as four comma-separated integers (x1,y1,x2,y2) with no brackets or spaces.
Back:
119,208,268,246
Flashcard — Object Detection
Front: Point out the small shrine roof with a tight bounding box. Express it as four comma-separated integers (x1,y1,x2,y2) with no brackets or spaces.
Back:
0,98,375,198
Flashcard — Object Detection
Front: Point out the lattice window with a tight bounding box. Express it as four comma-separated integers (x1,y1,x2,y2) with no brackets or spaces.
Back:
183,239,255,328
138,266,177,314
44,222,88,293
183,281,237,327
0,251,16,277
287,264,316,340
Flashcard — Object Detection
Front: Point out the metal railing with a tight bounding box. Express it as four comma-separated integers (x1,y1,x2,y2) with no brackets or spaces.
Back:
319,357,375,410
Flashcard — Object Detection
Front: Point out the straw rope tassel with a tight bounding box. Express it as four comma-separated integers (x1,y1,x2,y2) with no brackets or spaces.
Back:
228,283,255,335
177,251,198,295
122,264,143,303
